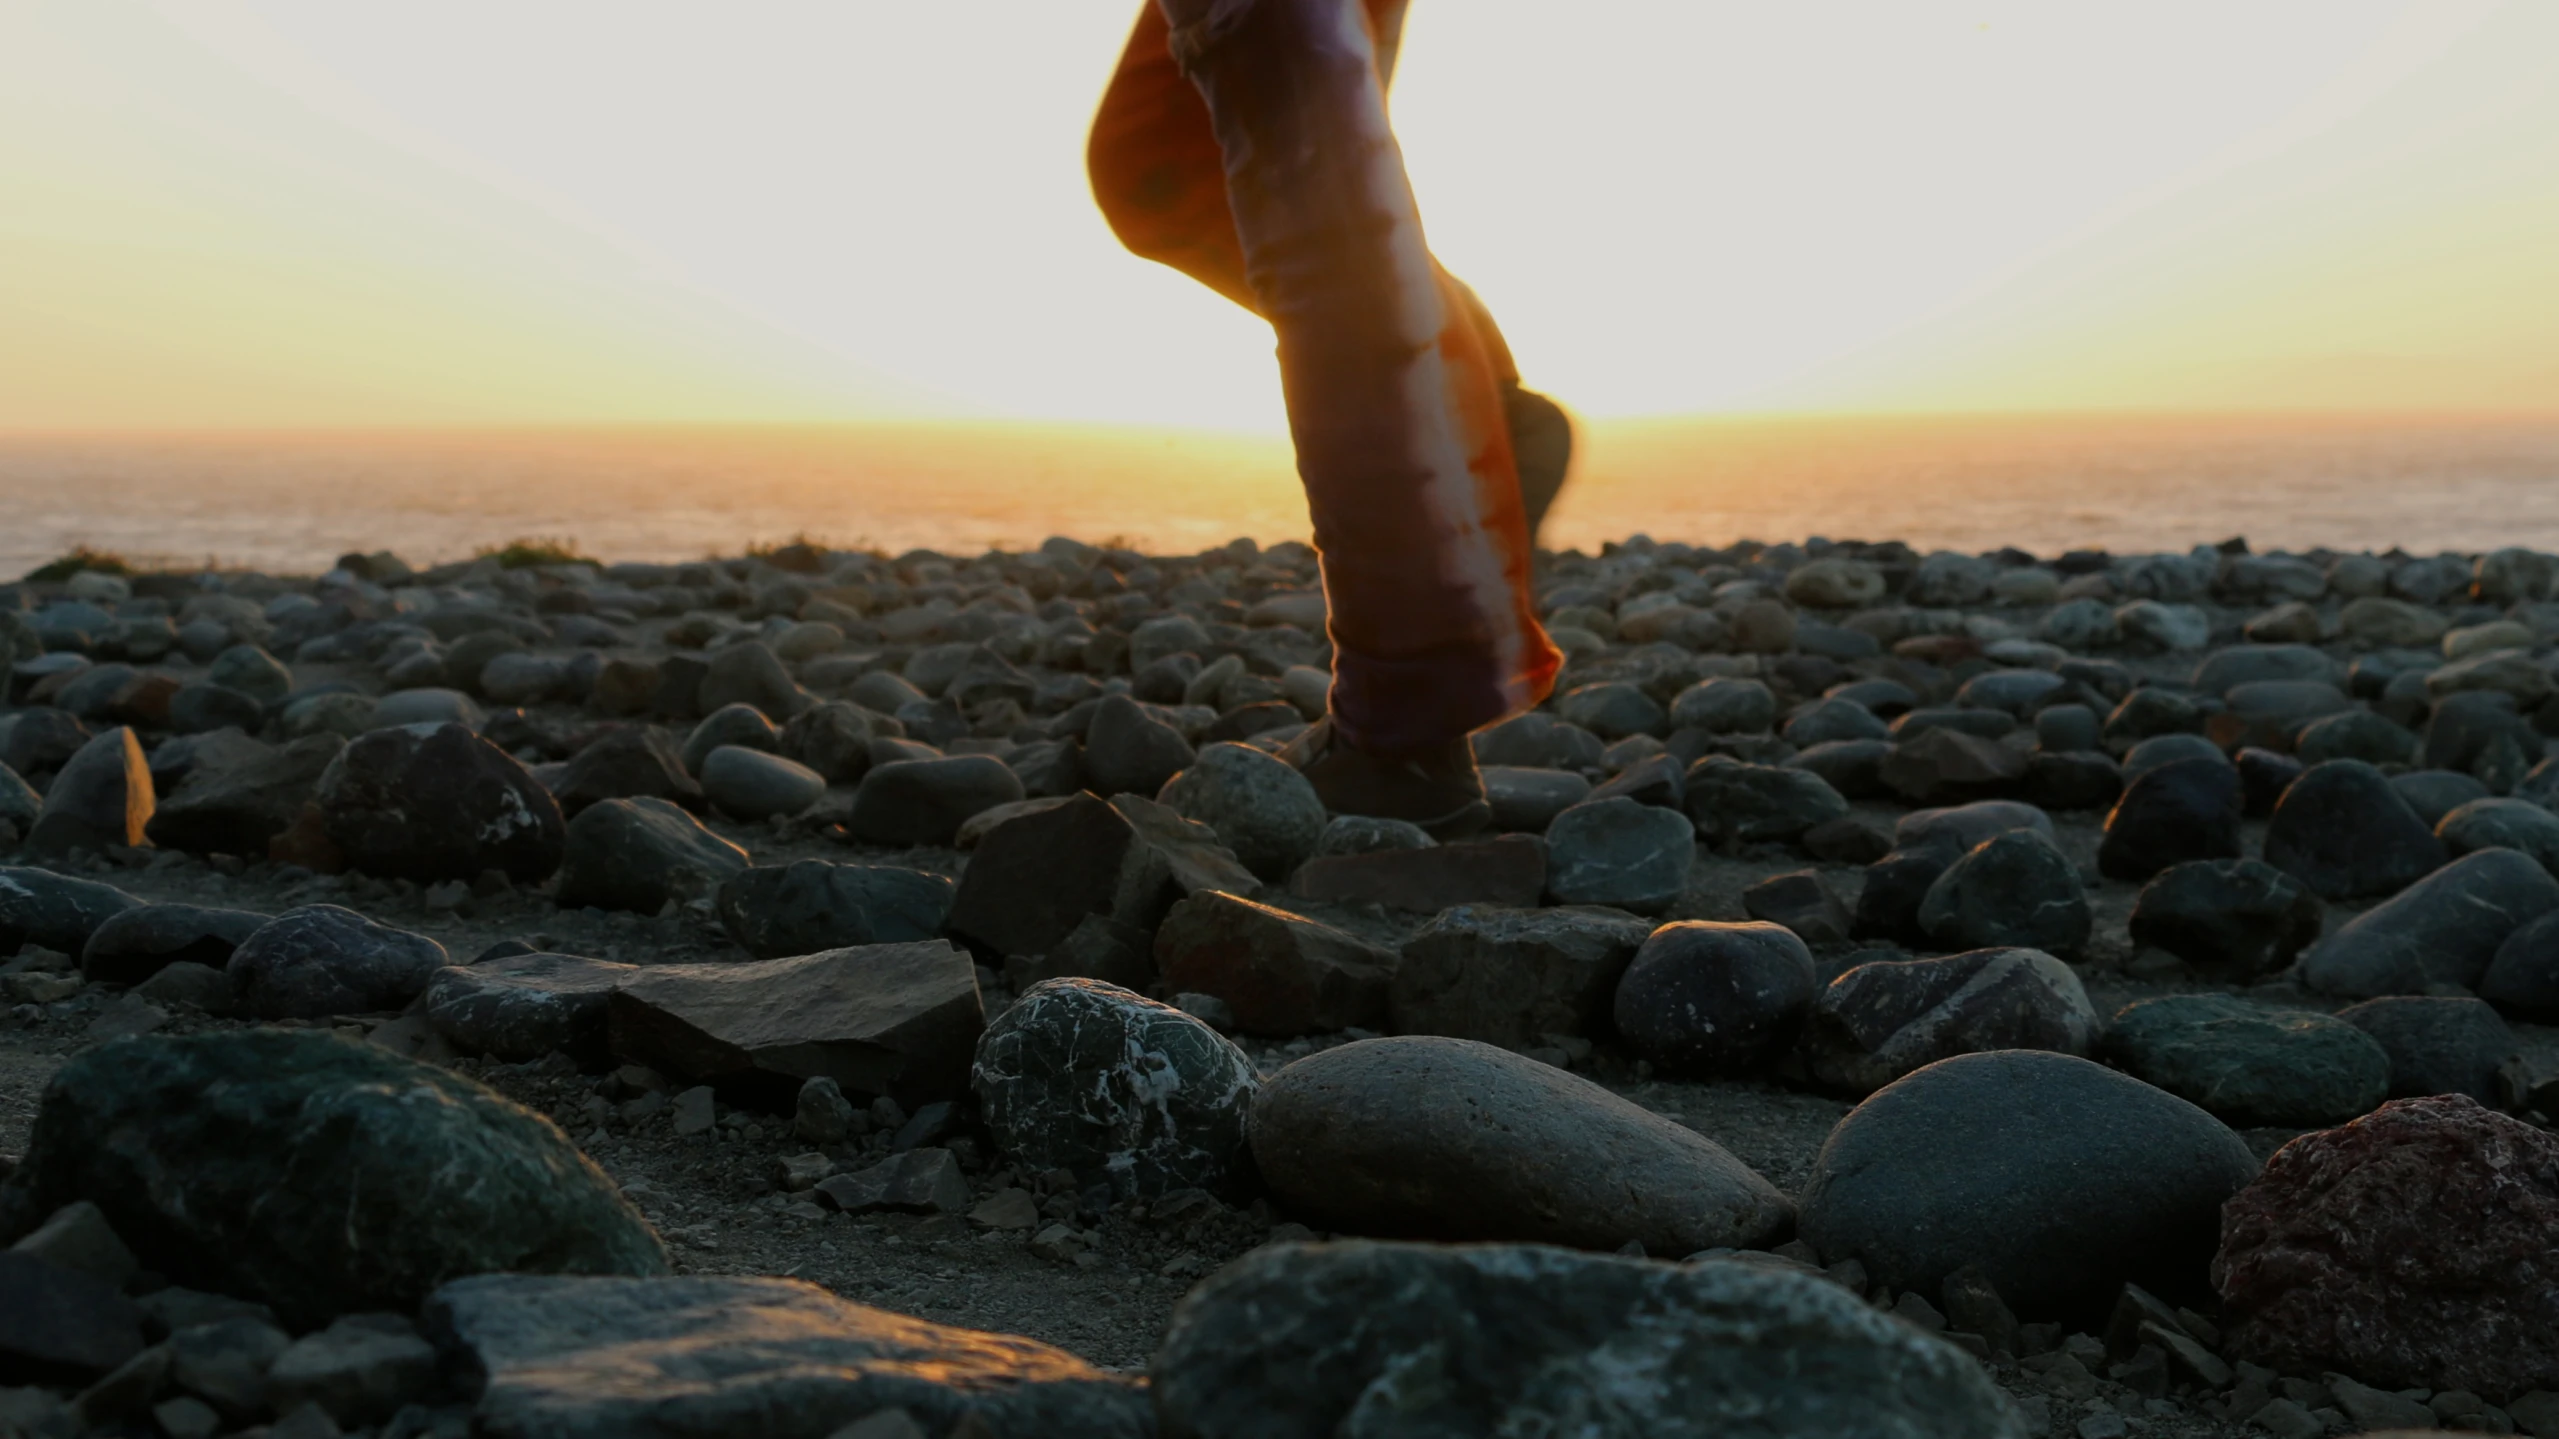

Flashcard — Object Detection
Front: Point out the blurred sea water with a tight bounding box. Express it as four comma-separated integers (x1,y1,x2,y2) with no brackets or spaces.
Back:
0,412,2553,578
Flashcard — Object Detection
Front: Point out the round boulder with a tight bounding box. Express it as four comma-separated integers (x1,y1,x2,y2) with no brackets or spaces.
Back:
1544,797,1696,915
2128,858,2323,980
845,756,1024,847
2097,757,2243,882
2301,848,2559,998
1250,1035,1792,1255
2335,996,2518,1104
227,905,451,1020
1157,741,1325,881
315,723,566,884
2100,994,2390,1128
697,746,826,821
971,978,1258,1201
0,1030,666,1328
1917,828,2090,955
1611,921,1816,1076
1800,1050,2259,1321
2263,759,2446,901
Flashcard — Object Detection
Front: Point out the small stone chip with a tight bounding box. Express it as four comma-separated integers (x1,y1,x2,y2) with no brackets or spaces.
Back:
966,1188,1039,1232
815,1149,968,1216
670,1086,716,1137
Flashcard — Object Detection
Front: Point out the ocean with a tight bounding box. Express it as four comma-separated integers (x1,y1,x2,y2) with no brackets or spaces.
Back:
0,412,2554,578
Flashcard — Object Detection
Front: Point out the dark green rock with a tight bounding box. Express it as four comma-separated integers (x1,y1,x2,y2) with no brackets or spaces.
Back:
972,978,1256,1200
0,1031,667,1328
2128,859,2323,979
1918,828,2091,955
2301,848,2559,997
2336,995,2517,1104
2264,760,2446,900
1153,1241,2024,1439
2101,994,2389,1127
717,859,954,959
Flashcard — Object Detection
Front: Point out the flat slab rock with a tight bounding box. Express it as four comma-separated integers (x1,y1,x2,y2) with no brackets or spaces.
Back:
1288,834,1547,913
424,1272,1150,1439
1153,1240,2025,1439
607,941,983,1100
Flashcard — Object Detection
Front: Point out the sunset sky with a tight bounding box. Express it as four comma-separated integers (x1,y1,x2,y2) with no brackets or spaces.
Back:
5,0,2556,431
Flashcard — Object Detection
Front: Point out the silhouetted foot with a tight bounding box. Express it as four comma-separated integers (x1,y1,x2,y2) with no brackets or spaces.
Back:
1277,717,1492,839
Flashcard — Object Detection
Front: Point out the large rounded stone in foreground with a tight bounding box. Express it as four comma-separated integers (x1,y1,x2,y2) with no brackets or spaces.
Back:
1251,1035,1792,1255
0,1031,666,1329
1799,1050,2258,1321
1153,1242,2024,1439
1611,920,1815,1076
971,978,1257,1201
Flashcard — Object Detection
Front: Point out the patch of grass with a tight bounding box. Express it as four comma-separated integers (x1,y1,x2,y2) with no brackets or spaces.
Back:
24,545,132,583
474,537,593,570
745,532,837,574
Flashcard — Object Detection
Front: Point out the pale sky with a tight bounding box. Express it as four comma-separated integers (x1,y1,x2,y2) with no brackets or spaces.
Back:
4,0,2555,431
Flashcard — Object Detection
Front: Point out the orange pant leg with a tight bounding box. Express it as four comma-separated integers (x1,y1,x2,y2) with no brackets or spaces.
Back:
1092,0,1557,751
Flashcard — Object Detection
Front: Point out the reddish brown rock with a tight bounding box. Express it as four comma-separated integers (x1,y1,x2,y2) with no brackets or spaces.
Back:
2213,1094,2559,1399
1288,835,1546,913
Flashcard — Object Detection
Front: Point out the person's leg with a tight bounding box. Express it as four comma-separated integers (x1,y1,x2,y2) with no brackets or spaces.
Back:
1153,0,1560,772
1092,1,1574,547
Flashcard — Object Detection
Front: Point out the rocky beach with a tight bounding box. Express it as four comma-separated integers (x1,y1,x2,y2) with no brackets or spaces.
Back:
2,531,2557,1439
